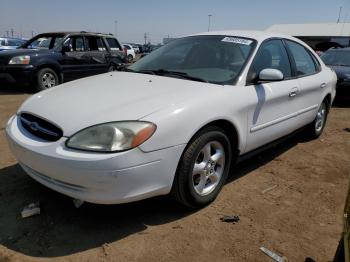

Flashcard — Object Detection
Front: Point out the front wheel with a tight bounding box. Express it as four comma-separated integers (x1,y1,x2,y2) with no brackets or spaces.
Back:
34,68,59,92
171,127,232,208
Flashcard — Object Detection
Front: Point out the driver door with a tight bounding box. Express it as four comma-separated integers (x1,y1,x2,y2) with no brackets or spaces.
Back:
245,39,301,152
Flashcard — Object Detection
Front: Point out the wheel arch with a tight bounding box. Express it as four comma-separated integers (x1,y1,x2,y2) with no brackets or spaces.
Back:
323,93,332,112
188,119,241,161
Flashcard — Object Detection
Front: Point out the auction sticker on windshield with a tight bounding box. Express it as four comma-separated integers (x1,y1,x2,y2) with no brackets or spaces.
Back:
221,37,253,45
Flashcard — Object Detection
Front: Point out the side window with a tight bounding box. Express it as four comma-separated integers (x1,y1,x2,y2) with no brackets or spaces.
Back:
106,38,121,51
86,36,106,51
250,39,292,79
75,36,85,51
97,38,106,51
285,40,317,76
63,36,85,51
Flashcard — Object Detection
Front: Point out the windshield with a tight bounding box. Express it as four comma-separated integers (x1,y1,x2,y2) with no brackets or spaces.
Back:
321,50,350,67
130,35,256,85
22,34,64,50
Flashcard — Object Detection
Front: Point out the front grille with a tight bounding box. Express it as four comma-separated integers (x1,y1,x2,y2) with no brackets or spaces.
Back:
20,113,63,142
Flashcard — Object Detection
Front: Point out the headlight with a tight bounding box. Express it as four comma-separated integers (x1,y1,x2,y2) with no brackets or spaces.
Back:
66,121,156,152
9,55,30,65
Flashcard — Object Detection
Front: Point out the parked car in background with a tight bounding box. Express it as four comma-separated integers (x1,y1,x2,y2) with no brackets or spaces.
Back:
123,44,136,62
6,31,336,208
131,44,140,53
0,37,26,51
321,47,350,97
0,31,126,91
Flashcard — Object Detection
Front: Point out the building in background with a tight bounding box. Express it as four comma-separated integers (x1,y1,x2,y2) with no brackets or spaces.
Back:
267,23,350,52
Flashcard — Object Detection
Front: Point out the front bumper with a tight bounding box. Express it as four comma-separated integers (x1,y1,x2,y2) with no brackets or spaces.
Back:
6,115,186,204
0,65,34,85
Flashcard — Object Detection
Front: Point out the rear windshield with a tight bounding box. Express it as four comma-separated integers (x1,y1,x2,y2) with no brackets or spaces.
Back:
321,50,350,67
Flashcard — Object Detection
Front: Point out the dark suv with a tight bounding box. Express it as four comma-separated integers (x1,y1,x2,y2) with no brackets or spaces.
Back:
0,31,126,91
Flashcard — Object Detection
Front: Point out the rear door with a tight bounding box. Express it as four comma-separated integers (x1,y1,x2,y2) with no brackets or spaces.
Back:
85,36,109,75
284,40,325,127
60,35,91,81
104,37,125,65
245,39,301,152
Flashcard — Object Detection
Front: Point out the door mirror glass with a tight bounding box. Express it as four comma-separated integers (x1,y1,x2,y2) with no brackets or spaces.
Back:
259,68,284,82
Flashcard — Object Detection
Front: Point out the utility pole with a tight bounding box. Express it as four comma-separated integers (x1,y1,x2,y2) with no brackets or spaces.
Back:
144,32,147,45
337,6,342,23
208,14,212,31
6,30,9,37
11,28,14,38
31,31,34,37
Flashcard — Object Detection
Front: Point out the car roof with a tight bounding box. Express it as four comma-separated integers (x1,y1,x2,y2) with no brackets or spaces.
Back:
35,31,115,37
189,30,300,43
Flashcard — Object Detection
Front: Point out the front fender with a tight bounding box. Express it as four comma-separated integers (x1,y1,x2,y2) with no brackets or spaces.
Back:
139,91,248,153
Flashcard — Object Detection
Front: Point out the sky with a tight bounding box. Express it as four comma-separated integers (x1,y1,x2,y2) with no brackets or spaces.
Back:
0,0,349,44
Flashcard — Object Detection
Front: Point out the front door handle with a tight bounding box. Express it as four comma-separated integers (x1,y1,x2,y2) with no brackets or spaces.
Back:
320,83,326,88
289,87,299,97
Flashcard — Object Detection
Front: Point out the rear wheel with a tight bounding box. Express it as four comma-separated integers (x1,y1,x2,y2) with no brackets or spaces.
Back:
34,68,59,92
305,100,328,139
108,65,116,72
171,127,232,208
127,55,133,63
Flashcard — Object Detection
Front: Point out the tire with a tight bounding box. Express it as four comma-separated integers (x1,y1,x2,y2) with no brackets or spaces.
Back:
108,65,116,72
305,100,329,139
34,68,59,92
171,126,232,208
127,55,133,63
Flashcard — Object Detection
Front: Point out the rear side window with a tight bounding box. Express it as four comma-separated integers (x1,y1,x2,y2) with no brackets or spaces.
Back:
86,36,107,51
285,40,317,76
106,38,121,51
250,39,292,79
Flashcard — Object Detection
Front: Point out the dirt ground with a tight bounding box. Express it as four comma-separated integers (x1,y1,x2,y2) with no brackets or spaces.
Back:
0,86,349,262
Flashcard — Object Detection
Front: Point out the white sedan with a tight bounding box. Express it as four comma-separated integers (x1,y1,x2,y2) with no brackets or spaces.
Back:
6,31,336,208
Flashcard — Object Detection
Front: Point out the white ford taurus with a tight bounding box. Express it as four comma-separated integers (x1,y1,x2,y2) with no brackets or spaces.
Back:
6,31,336,208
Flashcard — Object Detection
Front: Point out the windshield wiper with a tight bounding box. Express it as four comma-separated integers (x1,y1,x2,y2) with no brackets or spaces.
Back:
136,69,208,83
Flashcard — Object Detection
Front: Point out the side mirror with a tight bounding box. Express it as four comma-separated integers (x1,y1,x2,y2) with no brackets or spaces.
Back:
62,45,71,53
258,68,284,82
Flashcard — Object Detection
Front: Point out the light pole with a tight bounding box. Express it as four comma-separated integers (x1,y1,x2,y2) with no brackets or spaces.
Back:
208,14,212,31
114,20,118,37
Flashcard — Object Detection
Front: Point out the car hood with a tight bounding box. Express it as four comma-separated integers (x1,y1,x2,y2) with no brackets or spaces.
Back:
18,72,223,136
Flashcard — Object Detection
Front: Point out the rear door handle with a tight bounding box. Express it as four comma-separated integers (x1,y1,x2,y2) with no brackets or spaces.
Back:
320,83,326,88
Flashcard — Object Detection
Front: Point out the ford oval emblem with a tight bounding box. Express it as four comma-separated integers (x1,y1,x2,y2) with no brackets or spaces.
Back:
29,122,40,131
